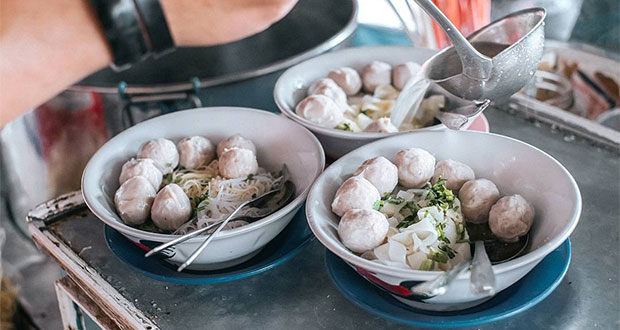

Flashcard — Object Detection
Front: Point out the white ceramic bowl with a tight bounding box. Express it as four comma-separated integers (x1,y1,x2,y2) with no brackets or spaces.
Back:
82,107,325,270
306,130,581,311
274,46,483,159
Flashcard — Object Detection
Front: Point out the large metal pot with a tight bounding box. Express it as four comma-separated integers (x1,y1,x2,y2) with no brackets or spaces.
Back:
0,0,357,234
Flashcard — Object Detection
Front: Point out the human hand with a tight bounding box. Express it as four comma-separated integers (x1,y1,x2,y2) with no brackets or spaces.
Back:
160,0,299,46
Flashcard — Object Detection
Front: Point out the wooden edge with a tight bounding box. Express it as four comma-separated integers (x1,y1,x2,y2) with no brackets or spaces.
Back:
29,223,159,330
27,191,86,226
56,277,119,330
55,277,87,330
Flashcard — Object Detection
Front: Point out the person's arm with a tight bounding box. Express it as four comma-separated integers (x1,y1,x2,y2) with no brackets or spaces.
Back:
0,0,297,126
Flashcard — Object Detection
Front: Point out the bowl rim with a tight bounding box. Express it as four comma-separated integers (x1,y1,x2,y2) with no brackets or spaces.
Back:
273,45,454,139
306,130,581,280
82,107,326,242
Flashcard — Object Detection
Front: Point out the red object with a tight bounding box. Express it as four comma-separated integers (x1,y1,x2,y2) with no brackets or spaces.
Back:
35,92,107,160
430,0,491,49
466,114,490,132
355,266,413,296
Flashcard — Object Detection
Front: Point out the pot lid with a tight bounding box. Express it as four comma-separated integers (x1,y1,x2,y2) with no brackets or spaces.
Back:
72,0,357,94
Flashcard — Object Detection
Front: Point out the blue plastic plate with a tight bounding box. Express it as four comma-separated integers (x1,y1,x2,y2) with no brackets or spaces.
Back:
326,239,571,328
105,205,313,284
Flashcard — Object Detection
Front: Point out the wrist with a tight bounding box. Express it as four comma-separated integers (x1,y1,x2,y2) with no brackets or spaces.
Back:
158,0,187,46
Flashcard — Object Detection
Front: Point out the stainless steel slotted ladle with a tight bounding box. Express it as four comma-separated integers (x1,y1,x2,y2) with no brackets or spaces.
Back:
413,0,494,81
421,7,547,101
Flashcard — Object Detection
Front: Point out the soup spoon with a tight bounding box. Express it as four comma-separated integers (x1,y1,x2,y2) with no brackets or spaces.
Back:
408,231,529,298
467,223,530,295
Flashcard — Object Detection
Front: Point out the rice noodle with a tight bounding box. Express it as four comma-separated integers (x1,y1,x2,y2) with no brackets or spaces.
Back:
170,160,284,234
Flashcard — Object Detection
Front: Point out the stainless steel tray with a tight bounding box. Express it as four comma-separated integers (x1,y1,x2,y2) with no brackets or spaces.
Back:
26,103,620,329
509,41,620,150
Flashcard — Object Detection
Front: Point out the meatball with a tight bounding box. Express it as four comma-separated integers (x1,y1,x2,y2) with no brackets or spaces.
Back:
392,62,420,90
119,158,163,190
361,61,392,93
489,195,535,242
137,138,179,174
295,95,344,128
459,179,500,224
363,117,399,133
151,184,191,231
177,136,215,169
218,148,258,179
308,78,348,109
338,209,389,253
114,176,156,225
328,67,362,95
331,176,381,217
216,135,256,157
393,148,435,188
354,156,398,195
432,159,475,191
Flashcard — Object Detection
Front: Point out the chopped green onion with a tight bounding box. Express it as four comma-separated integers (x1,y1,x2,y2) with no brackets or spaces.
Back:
373,200,384,211
387,197,404,205
419,259,434,271
396,215,416,229
438,244,457,259
430,248,449,263
456,223,466,241
336,122,353,132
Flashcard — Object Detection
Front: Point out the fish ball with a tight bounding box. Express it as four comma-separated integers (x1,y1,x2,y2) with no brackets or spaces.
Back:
151,184,191,231
393,148,435,188
361,61,392,93
119,158,163,190
338,209,389,253
331,176,381,217
354,156,398,195
137,138,179,174
216,135,256,157
295,95,344,128
308,78,348,109
489,194,535,242
432,159,475,191
392,62,420,90
363,117,399,133
218,148,259,179
114,176,156,225
177,136,215,169
459,179,500,224
328,67,362,95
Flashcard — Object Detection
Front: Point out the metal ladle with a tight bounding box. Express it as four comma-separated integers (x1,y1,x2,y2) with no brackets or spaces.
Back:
421,7,547,101
413,0,494,81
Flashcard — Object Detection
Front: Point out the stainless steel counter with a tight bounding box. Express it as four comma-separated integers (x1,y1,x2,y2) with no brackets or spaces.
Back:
28,105,619,330
17,23,620,329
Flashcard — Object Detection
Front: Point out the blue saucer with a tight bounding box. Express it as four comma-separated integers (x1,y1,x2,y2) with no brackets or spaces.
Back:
105,205,313,284
326,239,571,329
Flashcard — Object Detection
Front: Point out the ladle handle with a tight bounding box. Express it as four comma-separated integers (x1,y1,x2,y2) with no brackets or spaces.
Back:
412,0,493,80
